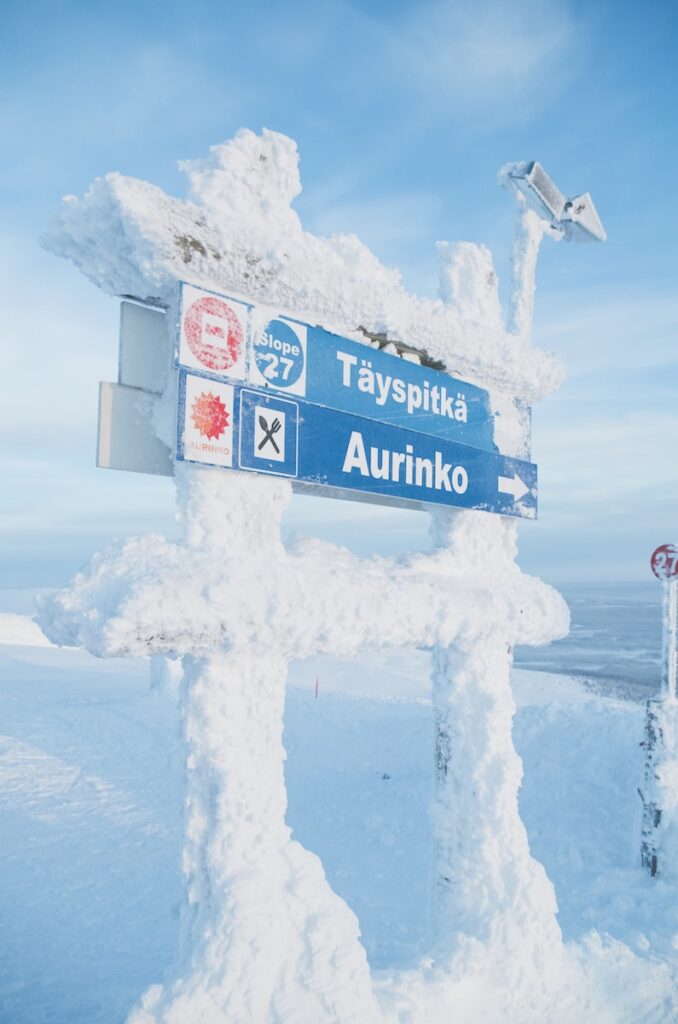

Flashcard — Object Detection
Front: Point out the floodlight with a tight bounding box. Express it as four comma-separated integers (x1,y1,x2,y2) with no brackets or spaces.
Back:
561,192,606,243
504,161,606,243
500,160,607,338
506,161,566,223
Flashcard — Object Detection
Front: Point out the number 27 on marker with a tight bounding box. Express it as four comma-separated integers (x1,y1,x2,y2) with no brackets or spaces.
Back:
259,353,295,381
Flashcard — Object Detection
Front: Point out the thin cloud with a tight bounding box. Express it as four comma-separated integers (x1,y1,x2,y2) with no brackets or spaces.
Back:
389,0,579,116
305,190,442,251
536,291,678,375
534,409,678,505
0,234,115,441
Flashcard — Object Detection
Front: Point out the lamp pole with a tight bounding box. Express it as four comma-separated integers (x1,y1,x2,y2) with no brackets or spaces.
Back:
501,160,606,341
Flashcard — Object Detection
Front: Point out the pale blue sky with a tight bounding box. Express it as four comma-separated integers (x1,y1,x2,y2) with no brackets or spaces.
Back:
1,0,676,586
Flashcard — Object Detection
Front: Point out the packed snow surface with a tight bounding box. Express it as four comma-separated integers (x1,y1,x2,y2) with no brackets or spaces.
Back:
1,613,676,1023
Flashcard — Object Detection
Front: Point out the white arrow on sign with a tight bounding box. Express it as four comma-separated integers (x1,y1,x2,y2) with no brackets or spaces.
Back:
498,473,530,502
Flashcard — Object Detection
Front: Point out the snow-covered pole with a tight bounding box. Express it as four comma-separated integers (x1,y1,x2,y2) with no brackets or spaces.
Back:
427,507,563,959
640,695,678,879
129,464,382,1023
430,188,605,957
500,160,606,340
507,206,551,340
125,464,383,1024
429,241,566,958
661,576,677,703
640,545,678,878
430,634,562,949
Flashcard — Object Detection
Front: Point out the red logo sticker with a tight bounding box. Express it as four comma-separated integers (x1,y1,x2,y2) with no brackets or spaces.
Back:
183,296,244,371
191,392,230,440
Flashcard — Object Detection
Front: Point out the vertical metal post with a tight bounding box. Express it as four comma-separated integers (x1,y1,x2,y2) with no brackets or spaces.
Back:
661,578,677,703
640,572,678,876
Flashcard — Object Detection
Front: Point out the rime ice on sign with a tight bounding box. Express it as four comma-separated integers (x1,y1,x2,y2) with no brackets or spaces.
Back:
175,372,537,518
181,281,498,452
40,128,577,1024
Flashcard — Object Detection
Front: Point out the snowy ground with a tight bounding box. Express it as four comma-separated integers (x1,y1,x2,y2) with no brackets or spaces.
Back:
0,602,676,1023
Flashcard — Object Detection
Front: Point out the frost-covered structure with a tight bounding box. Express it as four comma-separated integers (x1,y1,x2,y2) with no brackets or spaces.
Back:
38,129,606,1022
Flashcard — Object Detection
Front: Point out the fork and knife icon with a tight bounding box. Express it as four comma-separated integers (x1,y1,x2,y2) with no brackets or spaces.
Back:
257,414,282,455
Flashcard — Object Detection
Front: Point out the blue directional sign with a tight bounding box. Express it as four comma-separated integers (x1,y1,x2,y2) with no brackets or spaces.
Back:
177,371,537,520
176,282,499,453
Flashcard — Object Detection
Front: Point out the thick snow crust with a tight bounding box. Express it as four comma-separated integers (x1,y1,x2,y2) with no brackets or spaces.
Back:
39,473,564,661
43,129,562,405
643,701,678,883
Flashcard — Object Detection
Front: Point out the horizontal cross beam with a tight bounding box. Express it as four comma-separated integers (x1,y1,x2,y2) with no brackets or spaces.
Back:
39,533,567,659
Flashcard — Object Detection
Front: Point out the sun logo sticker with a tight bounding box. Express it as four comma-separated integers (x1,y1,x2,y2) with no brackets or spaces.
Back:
191,391,229,439
181,374,234,468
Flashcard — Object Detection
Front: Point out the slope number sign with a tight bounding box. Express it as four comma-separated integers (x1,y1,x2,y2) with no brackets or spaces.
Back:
651,544,678,581
252,318,307,396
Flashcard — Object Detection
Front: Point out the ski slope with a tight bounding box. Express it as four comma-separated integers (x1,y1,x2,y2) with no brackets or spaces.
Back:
0,606,676,1023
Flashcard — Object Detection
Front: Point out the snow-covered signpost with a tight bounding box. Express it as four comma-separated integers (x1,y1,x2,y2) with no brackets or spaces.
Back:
38,131,602,1021
640,544,678,878
652,545,678,705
